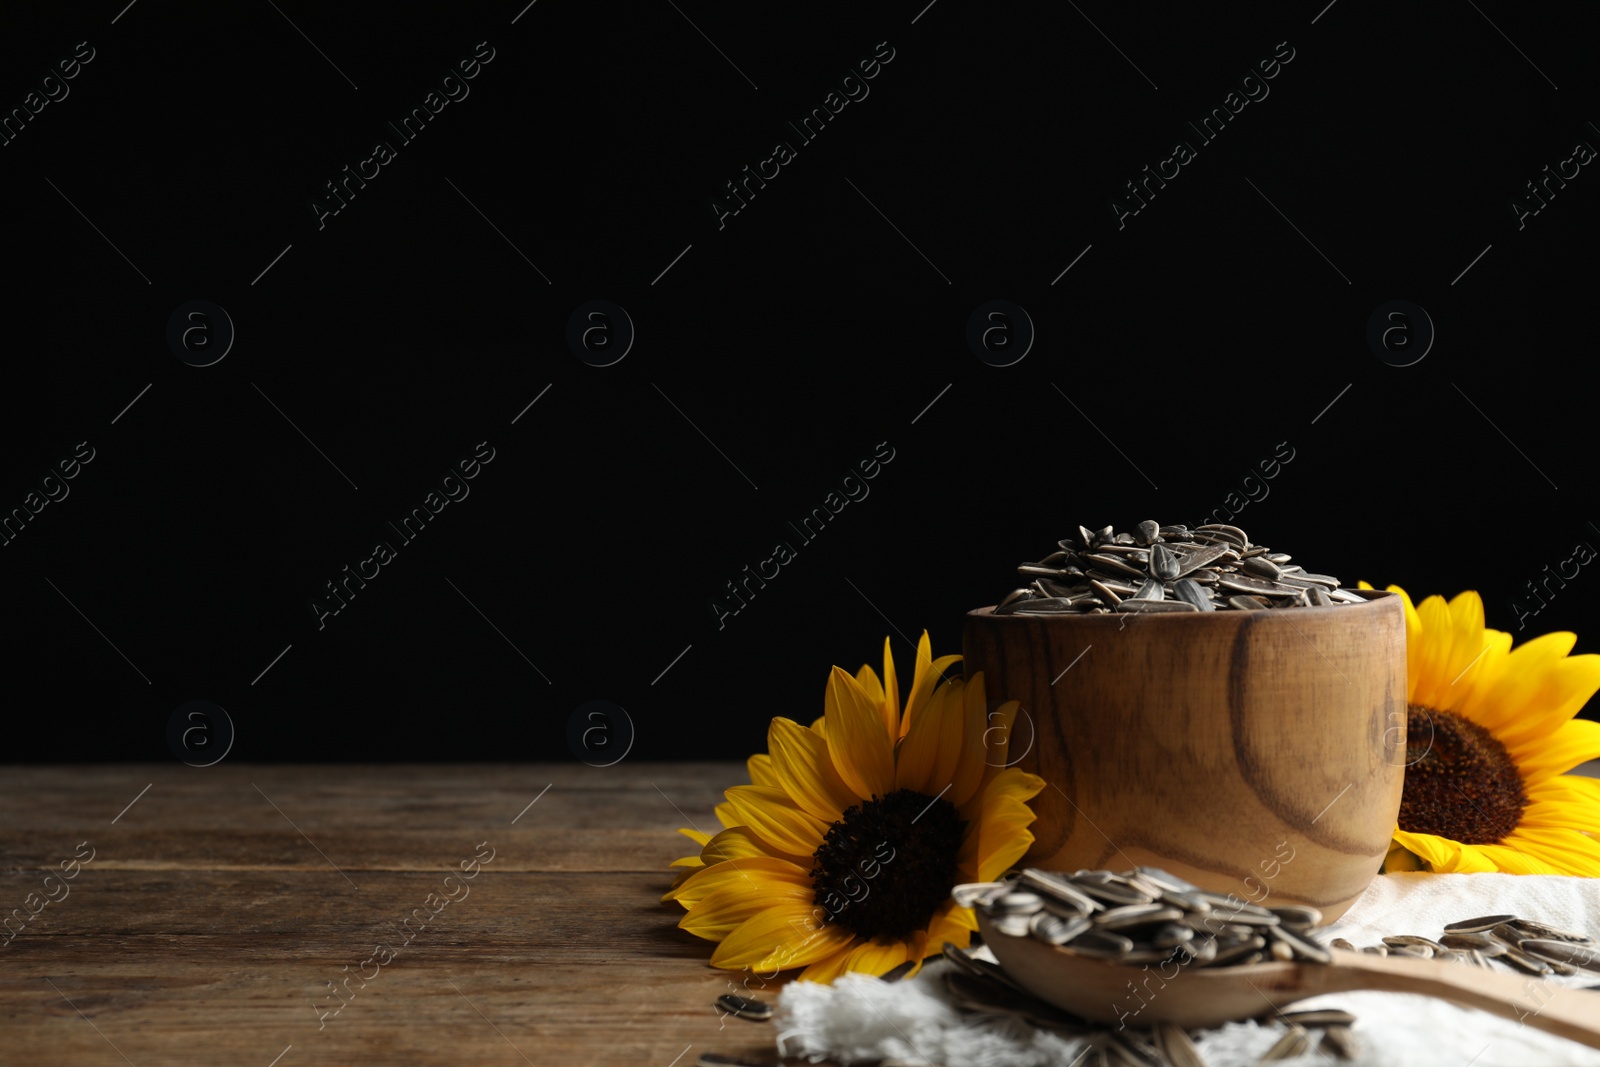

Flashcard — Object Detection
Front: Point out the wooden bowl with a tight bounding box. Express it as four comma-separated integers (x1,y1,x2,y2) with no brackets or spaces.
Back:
963,590,1405,920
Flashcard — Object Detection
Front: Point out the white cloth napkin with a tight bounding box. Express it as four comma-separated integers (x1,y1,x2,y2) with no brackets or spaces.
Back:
774,873,1600,1066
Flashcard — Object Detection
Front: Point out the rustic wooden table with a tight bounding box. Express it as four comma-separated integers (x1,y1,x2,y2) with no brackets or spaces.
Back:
1,764,798,1067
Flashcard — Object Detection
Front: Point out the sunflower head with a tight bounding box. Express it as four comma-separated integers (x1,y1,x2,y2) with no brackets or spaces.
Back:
1359,582,1600,874
664,632,1045,983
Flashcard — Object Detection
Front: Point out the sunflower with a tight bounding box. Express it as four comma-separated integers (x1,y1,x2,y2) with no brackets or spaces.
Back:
1360,583,1600,874
664,632,1045,983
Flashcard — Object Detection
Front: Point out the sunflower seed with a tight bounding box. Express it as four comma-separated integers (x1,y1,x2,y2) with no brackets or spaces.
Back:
995,588,1034,613
994,891,1044,913
1071,875,1158,906
1010,597,1081,614
1228,595,1268,610
1383,935,1444,953
951,881,1010,908
1148,543,1180,580
1444,914,1518,934
1135,520,1162,545
1519,939,1600,971
714,994,773,1021
1508,918,1593,944
1128,578,1162,601
1171,578,1214,611
697,1054,779,1067
1241,556,1282,580
1440,931,1506,956
1329,938,1355,951
1269,926,1332,964
1267,905,1323,930
1019,869,1105,912
1279,1008,1357,1027
1133,867,1201,893
1116,598,1200,613
1097,904,1185,930
1062,929,1138,958
1388,943,1432,959
1320,1024,1360,1060
878,959,917,982
1175,936,1220,964
1105,1030,1165,1067
1086,553,1150,580
1089,579,1124,607
1031,910,1093,945
1154,1023,1207,1067
1149,922,1196,948
1217,574,1304,597
1497,946,1554,975
993,913,1032,937
1259,1023,1312,1061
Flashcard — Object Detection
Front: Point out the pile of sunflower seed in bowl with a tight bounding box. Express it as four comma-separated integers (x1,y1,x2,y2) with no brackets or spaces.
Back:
994,521,1368,615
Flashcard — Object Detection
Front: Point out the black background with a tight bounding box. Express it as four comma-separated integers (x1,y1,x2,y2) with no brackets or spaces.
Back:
2,1,1596,764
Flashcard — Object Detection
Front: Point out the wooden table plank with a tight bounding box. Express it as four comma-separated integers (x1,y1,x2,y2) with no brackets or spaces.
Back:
1,764,804,1067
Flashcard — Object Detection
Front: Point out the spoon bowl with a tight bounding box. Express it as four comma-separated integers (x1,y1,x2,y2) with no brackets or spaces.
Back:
977,910,1600,1047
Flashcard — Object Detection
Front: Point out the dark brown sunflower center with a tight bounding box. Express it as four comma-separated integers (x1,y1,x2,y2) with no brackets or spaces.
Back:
809,788,966,940
1398,704,1527,844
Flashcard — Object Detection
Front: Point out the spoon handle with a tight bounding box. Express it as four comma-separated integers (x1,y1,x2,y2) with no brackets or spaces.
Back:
1321,949,1600,1049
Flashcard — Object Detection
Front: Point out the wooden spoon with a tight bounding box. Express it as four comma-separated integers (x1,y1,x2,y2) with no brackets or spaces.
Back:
978,913,1600,1048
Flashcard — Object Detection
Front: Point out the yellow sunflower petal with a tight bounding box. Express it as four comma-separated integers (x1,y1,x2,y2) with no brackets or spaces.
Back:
1410,594,1460,711
723,785,831,857
670,855,813,908
712,902,857,971
1390,828,1498,873
895,676,952,796
679,828,713,847
1468,826,1600,876
856,658,896,743
855,661,885,708
924,903,976,948
961,768,1046,882
701,825,810,868
824,667,894,799
1508,719,1600,782
975,692,1022,797
1488,653,1600,749
1367,584,1423,701
1516,775,1600,830
680,880,816,941
930,680,970,795
947,678,991,809
797,943,862,984
902,631,962,740
835,935,909,978
748,753,780,789
879,635,901,739
768,716,858,822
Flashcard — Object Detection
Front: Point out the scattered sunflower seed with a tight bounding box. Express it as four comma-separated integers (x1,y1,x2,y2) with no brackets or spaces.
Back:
714,993,772,1021
696,1054,779,1067
1320,1024,1360,1060
1153,1023,1207,1067
1259,1023,1312,1061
